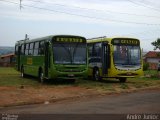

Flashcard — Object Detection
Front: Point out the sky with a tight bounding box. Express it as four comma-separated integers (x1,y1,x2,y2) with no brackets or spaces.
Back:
0,0,160,51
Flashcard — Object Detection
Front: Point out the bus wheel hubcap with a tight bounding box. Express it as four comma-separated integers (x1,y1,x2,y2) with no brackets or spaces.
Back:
21,69,24,77
40,72,44,82
95,70,99,80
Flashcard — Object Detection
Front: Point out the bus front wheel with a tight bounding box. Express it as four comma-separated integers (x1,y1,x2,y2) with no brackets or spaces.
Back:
39,70,44,83
93,69,101,81
119,78,127,83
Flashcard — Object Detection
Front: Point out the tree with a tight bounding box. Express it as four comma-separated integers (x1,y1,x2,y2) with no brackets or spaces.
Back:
151,38,160,50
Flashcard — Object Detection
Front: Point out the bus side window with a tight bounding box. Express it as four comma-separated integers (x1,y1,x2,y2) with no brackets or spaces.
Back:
88,44,93,57
25,44,29,55
21,44,25,55
15,45,18,55
29,43,34,55
39,41,44,55
88,43,101,63
34,42,39,56
93,43,101,57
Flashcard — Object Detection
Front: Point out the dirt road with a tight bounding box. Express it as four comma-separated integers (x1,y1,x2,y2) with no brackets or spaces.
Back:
0,89,160,114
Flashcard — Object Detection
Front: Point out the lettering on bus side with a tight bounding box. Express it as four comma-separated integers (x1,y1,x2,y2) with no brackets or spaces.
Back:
27,58,32,65
54,37,85,43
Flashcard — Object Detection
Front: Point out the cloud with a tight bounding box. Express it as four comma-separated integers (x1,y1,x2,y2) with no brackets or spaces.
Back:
1,0,160,25
0,0,160,51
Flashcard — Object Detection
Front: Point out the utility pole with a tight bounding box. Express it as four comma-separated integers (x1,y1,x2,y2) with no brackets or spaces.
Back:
20,0,22,10
25,34,29,40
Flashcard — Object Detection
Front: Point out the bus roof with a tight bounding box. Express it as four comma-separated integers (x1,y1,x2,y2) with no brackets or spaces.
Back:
15,35,86,45
87,36,140,44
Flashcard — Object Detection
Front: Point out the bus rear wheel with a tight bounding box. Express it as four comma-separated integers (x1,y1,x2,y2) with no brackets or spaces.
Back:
119,78,127,83
39,70,44,83
21,67,26,78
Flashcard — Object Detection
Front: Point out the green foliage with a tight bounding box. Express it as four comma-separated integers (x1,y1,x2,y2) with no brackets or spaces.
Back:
144,70,160,80
143,62,149,71
0,67,40,86
120,83,129,89
151,38,160,50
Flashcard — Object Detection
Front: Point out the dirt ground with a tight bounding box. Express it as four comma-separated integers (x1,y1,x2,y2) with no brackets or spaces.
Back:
1,85,160,108
0,86,100,107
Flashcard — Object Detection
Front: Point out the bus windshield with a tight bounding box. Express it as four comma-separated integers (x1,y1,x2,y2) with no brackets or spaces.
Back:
113,45,141,66
53,43,86,64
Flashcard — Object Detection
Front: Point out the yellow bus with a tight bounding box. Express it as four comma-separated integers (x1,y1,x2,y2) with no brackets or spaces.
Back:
87,36,143,82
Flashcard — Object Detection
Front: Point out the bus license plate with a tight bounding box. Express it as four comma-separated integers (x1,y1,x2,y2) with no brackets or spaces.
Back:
68,74,74,77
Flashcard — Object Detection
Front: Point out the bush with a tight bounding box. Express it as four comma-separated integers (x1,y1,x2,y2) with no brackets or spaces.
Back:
143,62,149,71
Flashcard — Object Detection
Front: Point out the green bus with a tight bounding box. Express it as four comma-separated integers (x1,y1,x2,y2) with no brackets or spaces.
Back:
87,36,143,82
15,35,88,82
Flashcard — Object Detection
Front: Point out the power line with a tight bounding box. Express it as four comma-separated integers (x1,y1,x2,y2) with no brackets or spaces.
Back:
128,0,160,12
26,0,160,19
1,0,160,26
20,0,22,10
140,0,160,10
122,28,160,36
29,0,41,7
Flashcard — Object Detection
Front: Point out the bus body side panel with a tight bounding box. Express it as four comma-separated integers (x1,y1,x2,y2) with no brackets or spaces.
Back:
21,55,44,77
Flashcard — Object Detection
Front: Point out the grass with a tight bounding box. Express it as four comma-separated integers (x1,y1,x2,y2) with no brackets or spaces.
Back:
75,70,160,91
0,67,159,92
76,78,160,92
0,67,41,86
0,67,159,107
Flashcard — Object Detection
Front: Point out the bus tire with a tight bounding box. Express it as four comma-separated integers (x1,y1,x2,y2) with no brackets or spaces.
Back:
119,78,127,83
39,69,44,83
93,68,101,81
69,79,76,83
21,66,26,78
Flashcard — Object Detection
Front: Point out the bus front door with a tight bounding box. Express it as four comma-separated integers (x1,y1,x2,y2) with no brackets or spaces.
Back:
102,42,110,75
44,42,49,77
17,46,21,71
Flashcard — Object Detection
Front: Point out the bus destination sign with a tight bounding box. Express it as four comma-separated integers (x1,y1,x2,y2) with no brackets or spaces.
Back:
112,39,140,46
54,37,85,43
